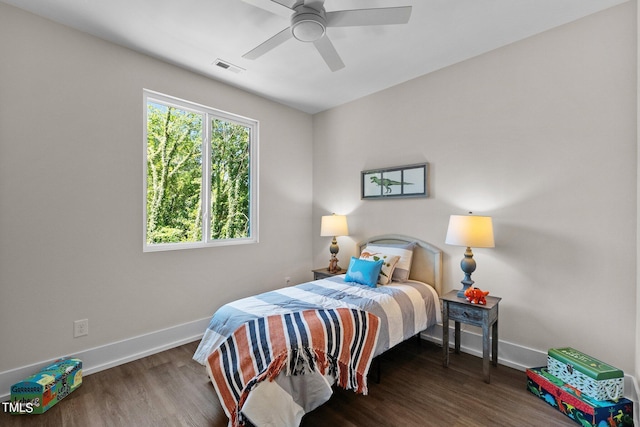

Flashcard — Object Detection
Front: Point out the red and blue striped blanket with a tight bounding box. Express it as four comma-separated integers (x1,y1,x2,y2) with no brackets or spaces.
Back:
206,308,380,427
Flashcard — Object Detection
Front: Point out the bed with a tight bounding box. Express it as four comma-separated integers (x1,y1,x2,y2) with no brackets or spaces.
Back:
193,235,443,427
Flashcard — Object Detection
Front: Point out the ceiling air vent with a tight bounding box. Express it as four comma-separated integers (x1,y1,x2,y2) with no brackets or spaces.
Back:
213,59,245,74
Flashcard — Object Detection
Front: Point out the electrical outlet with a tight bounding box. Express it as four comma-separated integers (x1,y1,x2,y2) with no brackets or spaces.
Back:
74,319,88,338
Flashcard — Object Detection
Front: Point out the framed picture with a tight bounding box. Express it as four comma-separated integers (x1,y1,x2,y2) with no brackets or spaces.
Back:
361,163,428,199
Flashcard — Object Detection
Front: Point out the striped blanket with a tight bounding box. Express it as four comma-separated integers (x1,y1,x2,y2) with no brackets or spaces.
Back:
194,276,440,365
194,275,440,425
207,308,380,427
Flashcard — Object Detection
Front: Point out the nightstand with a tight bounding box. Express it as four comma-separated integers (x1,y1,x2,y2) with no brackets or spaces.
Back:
440,290,501,383
312,268,345,280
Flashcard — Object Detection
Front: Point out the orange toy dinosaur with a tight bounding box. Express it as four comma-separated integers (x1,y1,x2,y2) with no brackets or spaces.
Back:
464,287,490,305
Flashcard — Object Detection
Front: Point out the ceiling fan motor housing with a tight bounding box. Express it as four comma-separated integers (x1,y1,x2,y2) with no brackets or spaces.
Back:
291,6,326,42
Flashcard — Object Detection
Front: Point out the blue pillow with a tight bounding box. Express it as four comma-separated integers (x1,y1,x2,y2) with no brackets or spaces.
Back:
345,257,384,288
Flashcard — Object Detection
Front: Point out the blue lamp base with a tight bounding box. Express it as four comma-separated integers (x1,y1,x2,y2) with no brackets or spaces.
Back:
457,247,476,298
457,283,473,298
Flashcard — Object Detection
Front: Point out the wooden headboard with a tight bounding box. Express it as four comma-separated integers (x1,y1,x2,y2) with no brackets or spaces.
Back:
357,234,443,296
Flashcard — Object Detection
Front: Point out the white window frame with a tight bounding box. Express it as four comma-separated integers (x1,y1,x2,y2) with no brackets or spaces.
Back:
143,89,259,252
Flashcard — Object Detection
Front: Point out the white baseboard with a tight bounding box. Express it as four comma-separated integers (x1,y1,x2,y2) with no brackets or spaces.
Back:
422,323,550,371
421,324,639,406
0,317,211,402
3,318,638,418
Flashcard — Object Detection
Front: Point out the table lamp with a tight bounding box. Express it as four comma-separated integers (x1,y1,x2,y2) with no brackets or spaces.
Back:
445,213,495,297
320,213,349,273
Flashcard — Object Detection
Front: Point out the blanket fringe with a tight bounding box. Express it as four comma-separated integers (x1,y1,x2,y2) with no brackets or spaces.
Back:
211,308,380,427
234,346,370,426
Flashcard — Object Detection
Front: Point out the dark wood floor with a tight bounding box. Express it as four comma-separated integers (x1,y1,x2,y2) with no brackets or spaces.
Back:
1,339,576,426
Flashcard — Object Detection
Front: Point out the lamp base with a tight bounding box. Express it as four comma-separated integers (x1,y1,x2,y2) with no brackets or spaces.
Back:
457,283,473,298
457,247,476,298
327,255,341,274
327,237,341,273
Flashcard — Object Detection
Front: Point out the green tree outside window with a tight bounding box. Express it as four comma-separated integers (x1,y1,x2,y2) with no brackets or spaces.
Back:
145,93,256,249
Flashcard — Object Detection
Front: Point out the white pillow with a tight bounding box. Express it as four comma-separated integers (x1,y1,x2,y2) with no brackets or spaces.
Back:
361,242,415,282
359,251,400,285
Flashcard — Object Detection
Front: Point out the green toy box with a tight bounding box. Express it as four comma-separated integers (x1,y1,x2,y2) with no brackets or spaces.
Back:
10,358,82,414
548,347,624,401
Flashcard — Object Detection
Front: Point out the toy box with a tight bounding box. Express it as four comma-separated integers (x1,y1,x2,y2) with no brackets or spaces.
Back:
548,347,624,401
527,367,633,427
10,358,82,414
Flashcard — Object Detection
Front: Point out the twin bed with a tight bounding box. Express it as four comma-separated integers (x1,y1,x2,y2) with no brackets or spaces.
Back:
193,235,443,426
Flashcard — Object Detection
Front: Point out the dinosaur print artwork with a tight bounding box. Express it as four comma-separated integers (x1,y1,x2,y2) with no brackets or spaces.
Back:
361,163,427,199
369,175,413,193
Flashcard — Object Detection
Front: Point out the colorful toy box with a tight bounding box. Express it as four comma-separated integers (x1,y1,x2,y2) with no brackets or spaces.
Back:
527,367,633,427
548,347,624,401
10,358,82,414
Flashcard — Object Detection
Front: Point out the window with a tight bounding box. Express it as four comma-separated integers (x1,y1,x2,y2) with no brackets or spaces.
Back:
143,90,258,251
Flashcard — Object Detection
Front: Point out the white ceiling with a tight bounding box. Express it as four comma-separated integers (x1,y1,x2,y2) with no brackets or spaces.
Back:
1,0,628,113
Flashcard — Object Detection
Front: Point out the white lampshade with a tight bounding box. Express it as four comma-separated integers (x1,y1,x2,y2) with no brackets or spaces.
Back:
445,215,495,248
320,214,349,237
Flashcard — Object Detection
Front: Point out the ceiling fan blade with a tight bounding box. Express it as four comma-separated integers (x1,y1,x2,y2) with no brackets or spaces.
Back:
313,36,345,72
243,28,293,60
326,6,412,27
241,0,293,18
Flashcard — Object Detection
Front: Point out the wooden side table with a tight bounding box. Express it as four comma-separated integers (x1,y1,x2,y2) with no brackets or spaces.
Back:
440,290,501,383
312,268,345,281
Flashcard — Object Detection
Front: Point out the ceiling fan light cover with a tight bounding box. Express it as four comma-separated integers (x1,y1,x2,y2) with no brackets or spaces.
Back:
292,14,326,42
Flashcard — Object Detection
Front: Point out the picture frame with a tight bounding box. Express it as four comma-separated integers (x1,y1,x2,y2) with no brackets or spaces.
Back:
361,163,428,199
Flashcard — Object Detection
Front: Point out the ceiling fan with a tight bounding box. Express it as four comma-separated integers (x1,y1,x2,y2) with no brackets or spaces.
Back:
241,0,412,72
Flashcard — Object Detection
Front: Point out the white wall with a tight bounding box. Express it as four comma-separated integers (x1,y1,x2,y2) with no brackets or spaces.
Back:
313,1,637,374
0,3,313,374
636,0,640,400
0,0,637,403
